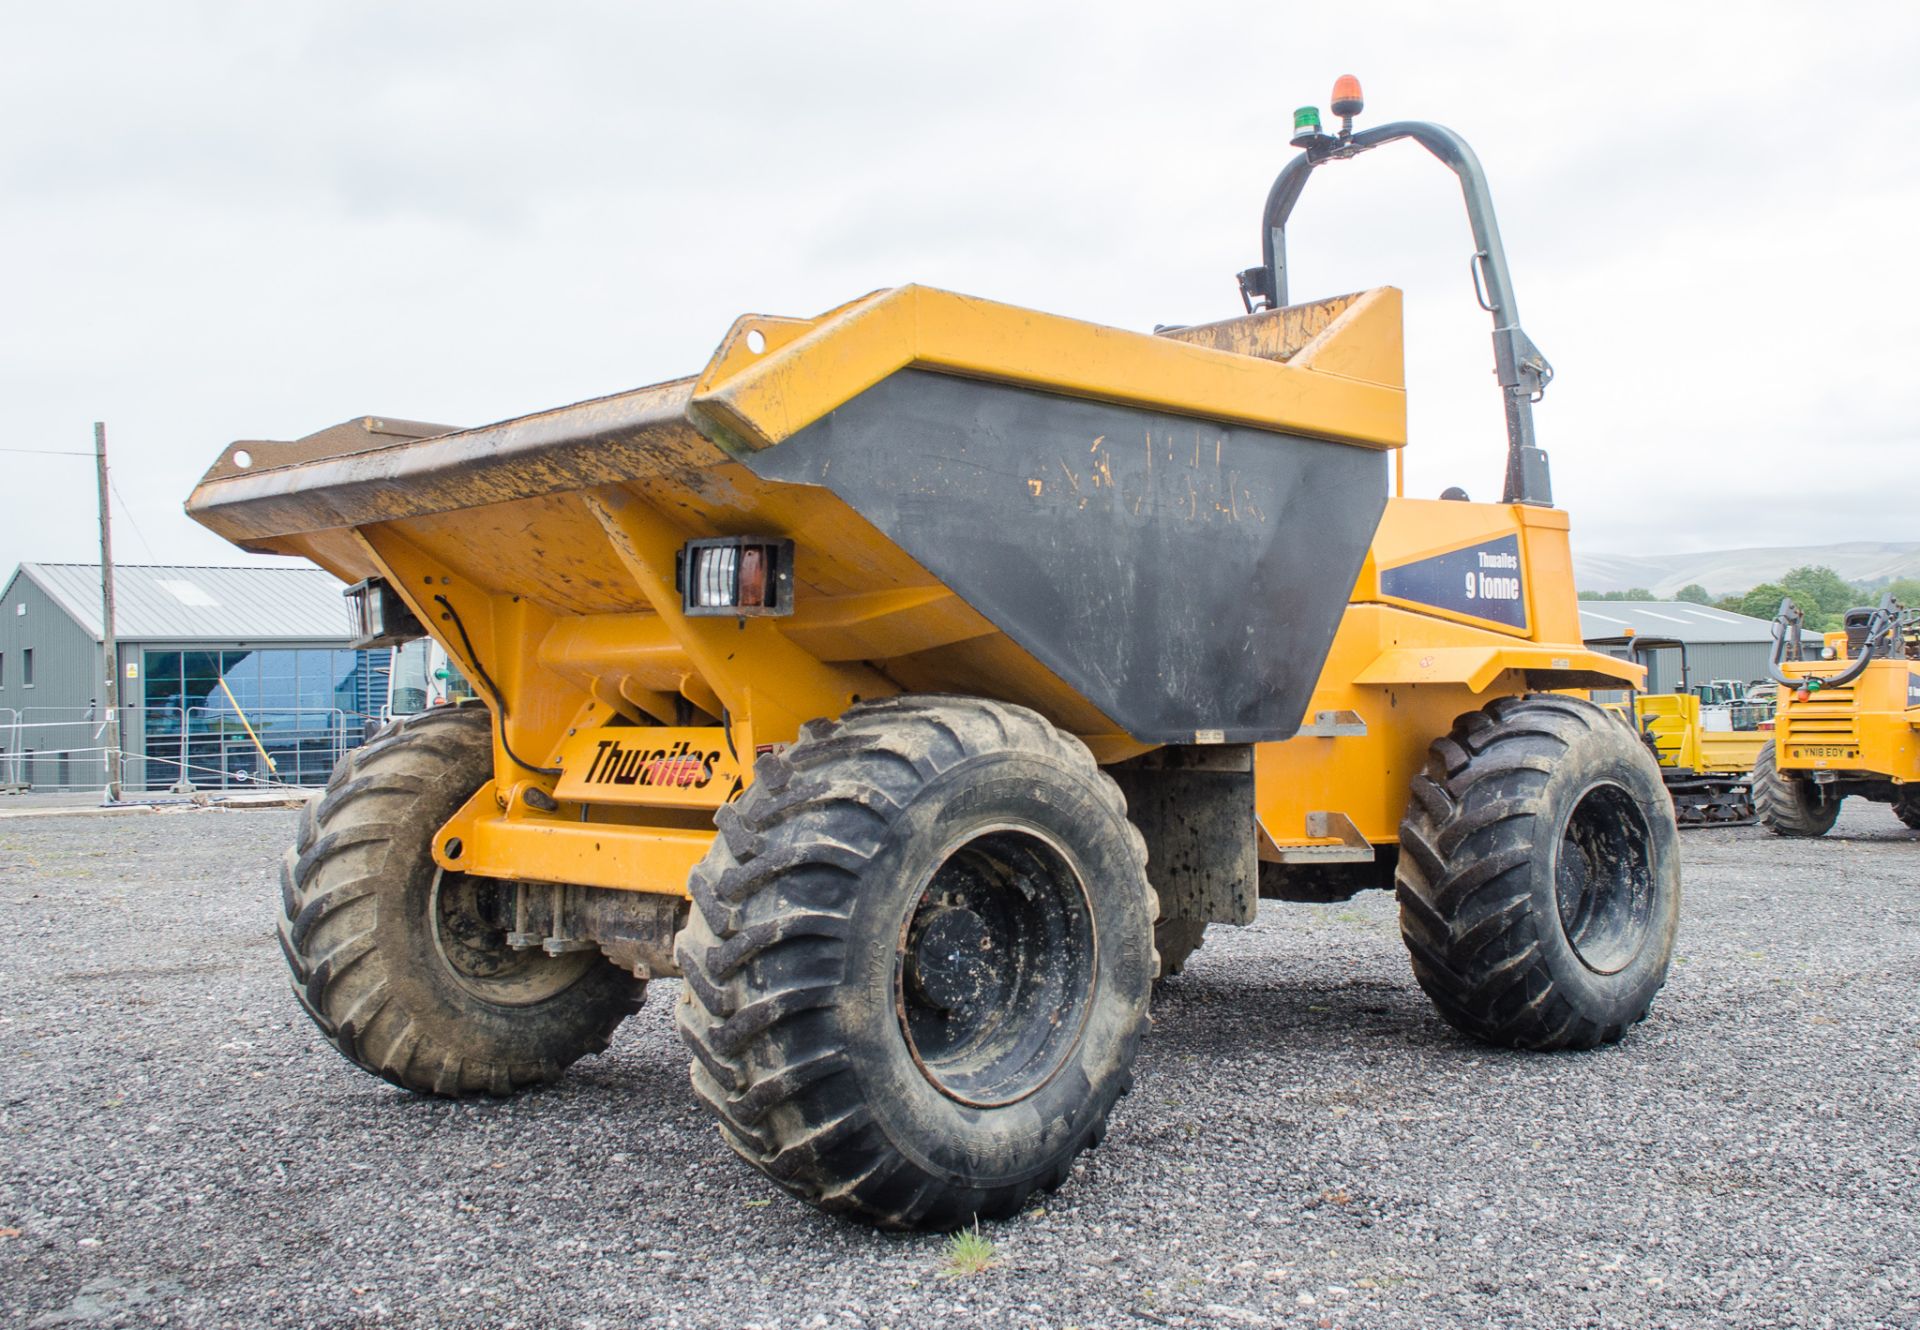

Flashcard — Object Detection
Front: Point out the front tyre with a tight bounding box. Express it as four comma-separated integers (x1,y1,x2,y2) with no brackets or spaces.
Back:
280,705,644,1096
674,695,1157,1230
1395,695,1681,1051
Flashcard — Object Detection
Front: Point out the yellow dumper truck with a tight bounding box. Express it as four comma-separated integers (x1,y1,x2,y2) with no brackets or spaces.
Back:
1585,634,1769,824
186,80,1678,1228
1754,595,1920,835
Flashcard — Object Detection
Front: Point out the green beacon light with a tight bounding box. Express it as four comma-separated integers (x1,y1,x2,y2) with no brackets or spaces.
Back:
1289,105,1323,149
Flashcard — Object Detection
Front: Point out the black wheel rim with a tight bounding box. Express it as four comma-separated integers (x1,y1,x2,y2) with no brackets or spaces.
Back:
1553,783,1657,975
430,870,593,1007
894,825,1096,1108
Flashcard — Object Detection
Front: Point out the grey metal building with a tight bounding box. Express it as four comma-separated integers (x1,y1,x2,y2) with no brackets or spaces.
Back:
1579,601,1778,693
0,562,388,794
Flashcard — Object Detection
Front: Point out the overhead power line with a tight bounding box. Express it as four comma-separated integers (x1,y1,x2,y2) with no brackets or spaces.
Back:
109,477,157,561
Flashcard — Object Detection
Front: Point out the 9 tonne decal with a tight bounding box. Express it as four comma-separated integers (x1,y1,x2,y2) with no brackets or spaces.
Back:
1379,534,1528,629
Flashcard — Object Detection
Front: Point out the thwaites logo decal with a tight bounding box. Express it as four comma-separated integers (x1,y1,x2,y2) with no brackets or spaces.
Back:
1909,672,1920,709
552,726,745,807
1379,534,1527,629
584,738,721,789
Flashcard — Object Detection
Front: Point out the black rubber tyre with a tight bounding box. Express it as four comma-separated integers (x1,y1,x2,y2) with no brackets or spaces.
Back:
1154,915,1208,980
1895,789,1920,830
674,695,1157,1230
280,705,643,1096
1395,694,1681,1051
1752,742,1841,838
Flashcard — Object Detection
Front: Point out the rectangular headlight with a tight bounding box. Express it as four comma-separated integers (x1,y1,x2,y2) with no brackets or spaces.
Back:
344,576,427,648
677,537,794,617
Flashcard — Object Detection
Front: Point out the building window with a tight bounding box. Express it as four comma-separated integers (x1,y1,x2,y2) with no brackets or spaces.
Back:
0,651,6,687
21,649,31,687
137,644,390,790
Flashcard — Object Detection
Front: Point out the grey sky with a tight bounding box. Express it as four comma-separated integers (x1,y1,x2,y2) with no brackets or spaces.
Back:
4,2,1916,576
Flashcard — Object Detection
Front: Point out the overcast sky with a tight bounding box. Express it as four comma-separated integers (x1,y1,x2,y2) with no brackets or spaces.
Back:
4,2,1917,578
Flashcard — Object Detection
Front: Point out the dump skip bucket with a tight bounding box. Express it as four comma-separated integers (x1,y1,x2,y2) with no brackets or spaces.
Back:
188,283,1406,747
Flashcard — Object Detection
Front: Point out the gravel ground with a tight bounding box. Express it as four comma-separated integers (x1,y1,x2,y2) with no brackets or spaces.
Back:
2,803,1916,1329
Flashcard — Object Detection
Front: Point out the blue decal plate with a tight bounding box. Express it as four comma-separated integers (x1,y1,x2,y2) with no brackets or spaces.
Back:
1379,534,1528,629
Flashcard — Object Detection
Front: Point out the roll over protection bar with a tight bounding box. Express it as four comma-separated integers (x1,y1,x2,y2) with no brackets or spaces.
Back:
1238,119,1555,508
1768,595,1885,691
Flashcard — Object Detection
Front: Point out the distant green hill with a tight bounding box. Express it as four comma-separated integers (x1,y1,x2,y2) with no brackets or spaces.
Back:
1573,542,1920,599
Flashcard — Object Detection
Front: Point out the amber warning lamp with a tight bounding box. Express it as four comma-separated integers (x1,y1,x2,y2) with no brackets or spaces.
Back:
1330,75,1365,130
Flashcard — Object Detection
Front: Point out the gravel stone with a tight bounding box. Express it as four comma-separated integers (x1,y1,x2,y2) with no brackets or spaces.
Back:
1,802,1915,1328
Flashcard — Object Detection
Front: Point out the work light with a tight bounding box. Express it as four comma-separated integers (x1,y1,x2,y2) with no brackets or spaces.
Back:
344,577,426,649
677,537,795,617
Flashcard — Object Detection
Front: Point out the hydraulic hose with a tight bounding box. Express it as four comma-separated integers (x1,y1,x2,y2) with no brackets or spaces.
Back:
1767,605,1882,691
433,593,563,777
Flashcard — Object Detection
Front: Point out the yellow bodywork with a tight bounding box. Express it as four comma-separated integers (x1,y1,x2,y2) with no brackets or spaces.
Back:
694,283,1407,455
1254,499,1635,853
1773,657,1920,783
186,283,1638,896
1629,693,1769,777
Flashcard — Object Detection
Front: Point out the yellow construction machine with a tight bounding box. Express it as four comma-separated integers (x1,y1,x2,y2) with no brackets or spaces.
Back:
186,78,1679,1229
1753,595,1920,835
1583,633,1769,824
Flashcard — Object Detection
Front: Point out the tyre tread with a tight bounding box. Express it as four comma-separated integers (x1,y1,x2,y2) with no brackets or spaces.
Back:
1394,694,1672,1052
281,705,641,1097
675,694,1154,1228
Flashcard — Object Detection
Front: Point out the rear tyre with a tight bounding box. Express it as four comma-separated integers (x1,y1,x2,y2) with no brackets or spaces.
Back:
1153,915,1208,981
1892,788,1920,830
674,695,1157,1230
1396,695,1681,1051
1752,742,1841,838
280,705,644,1096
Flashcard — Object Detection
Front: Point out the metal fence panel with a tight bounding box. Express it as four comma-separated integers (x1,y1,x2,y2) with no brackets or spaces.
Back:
0,703,370,793
164,706,359,792
1,706,128,792
0,707,20,789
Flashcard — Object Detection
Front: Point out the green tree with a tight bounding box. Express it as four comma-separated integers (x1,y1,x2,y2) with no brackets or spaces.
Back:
1738,582,1791,621
1780,565,1853,614
1778,565,1854,630
1674,583,1712,604
1883,576,1920,606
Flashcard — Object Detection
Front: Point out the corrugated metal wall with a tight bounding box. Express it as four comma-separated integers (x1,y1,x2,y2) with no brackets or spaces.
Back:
1668,643,1774,691
1596,642,1775,693
0,571,110,788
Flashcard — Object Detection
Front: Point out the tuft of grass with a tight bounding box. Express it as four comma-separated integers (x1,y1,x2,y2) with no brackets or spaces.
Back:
942,1221,995,1276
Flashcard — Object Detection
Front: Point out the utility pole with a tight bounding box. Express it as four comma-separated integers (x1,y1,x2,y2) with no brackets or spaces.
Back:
94,422,122,802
